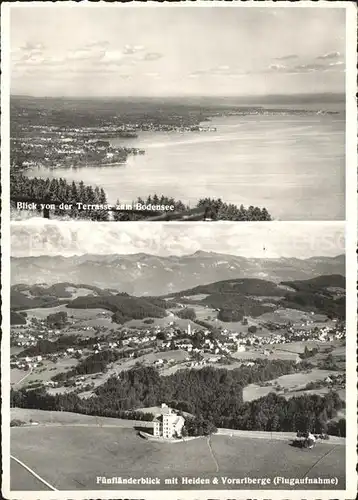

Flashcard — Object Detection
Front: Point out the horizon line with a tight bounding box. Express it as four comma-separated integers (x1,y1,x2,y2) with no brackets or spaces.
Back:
11,251,345,260
10,92,346,100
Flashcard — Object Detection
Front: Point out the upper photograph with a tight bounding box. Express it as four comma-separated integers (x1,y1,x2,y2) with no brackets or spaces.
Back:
5,3,350,221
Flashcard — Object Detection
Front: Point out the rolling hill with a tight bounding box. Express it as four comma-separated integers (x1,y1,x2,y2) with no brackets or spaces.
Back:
10,274,345,324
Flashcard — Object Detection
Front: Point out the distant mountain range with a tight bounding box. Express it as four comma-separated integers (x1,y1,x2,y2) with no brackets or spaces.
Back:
11,251,345,296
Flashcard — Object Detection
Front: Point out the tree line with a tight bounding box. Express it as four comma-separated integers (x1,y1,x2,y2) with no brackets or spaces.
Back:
68,294,167,325
197,197,272,221
11,170,273,222
11,173,109,221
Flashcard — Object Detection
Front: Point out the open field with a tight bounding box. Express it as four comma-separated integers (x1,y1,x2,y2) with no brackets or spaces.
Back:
286,388,346,401
271,341,323,354
111,348,187,372
232,349,300,362
123,316,195,330
10,408,153,427
65,287,98,299
21,305,70,319
10,458,50,491
188,303,274,334
23,305,109,320
258,309,328,325
20,304,115,331
330,345,346,357
243,369,345,402
11,421,345,490
11,368,32,385
181,294,210,301
11,358,79,388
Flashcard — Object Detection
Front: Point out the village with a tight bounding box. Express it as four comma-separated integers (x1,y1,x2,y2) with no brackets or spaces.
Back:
11,130,145,171
10,308,346,387
11,119,216,172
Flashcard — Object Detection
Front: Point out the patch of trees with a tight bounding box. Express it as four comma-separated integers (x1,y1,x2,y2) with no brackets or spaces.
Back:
300,346,319,359
280,275,345,319
28,284,72,298
193,319,214,331
217,309,243,322
168,276,345,321
218,391,345,436
46,311,68,328
172,279,286,299
319,354,342,371
113,195,189,221
281,275,345,293
203,294,273,320
142,297,172,309
281,292,345,320
11,311,27,325
183,416,217,437
19,334,79,357
10,289,62,311
10,419,26,427
197,198,272,221
176,307,196,320
66,294,167,324
327,418,346,437
93,361,299,420
11,173,109,221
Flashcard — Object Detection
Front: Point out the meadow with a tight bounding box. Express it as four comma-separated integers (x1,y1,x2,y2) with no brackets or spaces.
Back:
243,369,345,402
11,420,345,490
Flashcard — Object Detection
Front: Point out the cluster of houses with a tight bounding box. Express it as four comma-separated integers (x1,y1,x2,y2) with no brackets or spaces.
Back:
324,372,345,386
13,131,143,170
11,323,62,348
11,344,85,371
283,321,346,343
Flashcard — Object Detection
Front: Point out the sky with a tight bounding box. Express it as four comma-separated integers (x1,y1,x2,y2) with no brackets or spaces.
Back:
9,4,347,97
10,220,345,259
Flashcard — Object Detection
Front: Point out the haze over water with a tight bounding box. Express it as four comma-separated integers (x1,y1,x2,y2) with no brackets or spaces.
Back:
24,103,345,221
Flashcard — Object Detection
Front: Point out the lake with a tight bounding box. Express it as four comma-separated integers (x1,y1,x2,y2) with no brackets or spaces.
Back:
24,112,345,220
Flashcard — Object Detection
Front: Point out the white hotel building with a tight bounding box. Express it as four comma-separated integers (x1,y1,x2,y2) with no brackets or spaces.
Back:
153,404,185,439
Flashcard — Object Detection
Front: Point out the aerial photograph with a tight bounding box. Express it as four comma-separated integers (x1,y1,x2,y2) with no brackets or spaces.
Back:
9,220,347,491
8,4,347,221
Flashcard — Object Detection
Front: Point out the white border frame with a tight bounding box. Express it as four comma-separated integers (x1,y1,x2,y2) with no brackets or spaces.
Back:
1,1,357,499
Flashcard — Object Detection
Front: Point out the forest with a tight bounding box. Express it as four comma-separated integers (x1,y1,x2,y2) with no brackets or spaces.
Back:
168,275,346,322
68,294,167,324
11,173,110,221
10,363,346,436
197,197,272,221
10,311,27,325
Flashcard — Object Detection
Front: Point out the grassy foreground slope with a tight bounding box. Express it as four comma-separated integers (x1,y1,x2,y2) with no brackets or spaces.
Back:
11,410,345,491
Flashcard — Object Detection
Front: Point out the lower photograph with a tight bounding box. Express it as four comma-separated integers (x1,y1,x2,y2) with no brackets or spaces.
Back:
6,220,353,497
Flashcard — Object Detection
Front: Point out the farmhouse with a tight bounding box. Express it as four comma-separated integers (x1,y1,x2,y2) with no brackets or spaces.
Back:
153,403,185,439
